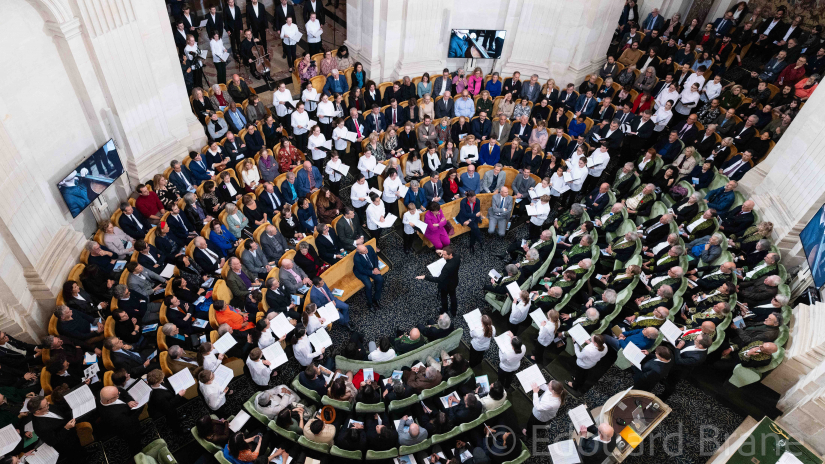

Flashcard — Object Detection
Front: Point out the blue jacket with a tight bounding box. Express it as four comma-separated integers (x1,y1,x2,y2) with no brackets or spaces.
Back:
471,118,492,140
310,283,340,307
705,186,735,212
619,328,656,351
403,188,428,209
478,143,500,166
455,198,481,225
568,120,587,138
459,172,481,195
188,158,212,183
296,206,318,233
281,180,299,204
209,226,235,255
168,168,196,193
574,95,597,117
352,245,380,280
323,75,349,96
687,166,715,190
295,166,323,198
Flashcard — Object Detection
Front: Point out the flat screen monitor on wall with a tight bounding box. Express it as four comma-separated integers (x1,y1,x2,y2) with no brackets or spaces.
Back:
448,29,506,59
801,203,825,288
57,139,124,218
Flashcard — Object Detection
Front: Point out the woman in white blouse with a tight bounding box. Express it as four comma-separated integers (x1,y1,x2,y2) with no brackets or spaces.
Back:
357,149,379,189
324,152,345,196
675,83,701,119
651,100,674,136
280,17,299,72
549,167,570,199
524,380,566,436
301,303,325,334
316,94,335,138
305,13,323,55
424,145,441,174
198,369,233,413
307,125,328,165
469,314,496,366
700,75,723,102
291,328,324,367
497,332,526,389
240,158,261,191
209,31,229,86
459,135,479,166
509,290,531,334
272,82,294,128
291,102,311,152
568,334,608,391
529,195,551,240
366,193,388,234
531,309,560,363
368,337,397,361
655,83,680,110
198,342,223,372
302,81,319,116
530,176,552,200
331,118,349,152
381,167,403,220
568,156,589,194
246,347,277,387
256,316,277,349
350,175,370,220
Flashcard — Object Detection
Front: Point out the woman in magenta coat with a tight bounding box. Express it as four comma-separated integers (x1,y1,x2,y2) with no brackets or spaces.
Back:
424,202,451,249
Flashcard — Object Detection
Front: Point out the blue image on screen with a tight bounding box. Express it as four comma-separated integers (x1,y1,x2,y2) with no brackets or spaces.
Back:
801,204,825,288
57,139,124,218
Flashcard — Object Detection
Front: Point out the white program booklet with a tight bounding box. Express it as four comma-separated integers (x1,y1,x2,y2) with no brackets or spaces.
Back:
568,404,594,432
506,281,522,301
271,313,296,338
427,258,447,277
127,379,152,410
530,309,548,326
463,308,483,332
331,161,350,176
261,342,289,369
342,130,358,142
168,368,196,393
214,365,234,390
660,319,682,345
372,163,386,175
160,263,176,279
317,302,341,324
381,213,398,228
489,269,502,280
494,333,513,354
228,410,251,432
623,342,646,369
0,424,20,455
516,364,547,393
23,444,59,464
212,332,238,354
568,323,590,347
64,384,96,419
309,328,333,351
547,439,581,464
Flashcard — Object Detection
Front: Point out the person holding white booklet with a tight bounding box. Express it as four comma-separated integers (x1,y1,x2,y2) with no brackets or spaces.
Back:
381,167,404,220
366,193,393,237
469,314,496,366
523,379,566,438
246,347,278,389
307,125,329,167
567,334,608,391
198,368,234,416
531,309,560,364
497,332,526,389
279,17,299,72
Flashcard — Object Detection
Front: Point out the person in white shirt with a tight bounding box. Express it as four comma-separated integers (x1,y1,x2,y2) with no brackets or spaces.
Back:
357,149,379,189
291,328,325,367
568,334,608,391
291,102,311,152
255,315,279,350
469,314,496,366
382,167,403,219
568,156,589,199
549,167,570,198
532,309,561,364
655,83,680,110
350,174,371,221
524,380,566,436
701,75,723,102
589,144,611,179
401,203,421,252
272,82,294,124
302,81,320,115
246,347,278,388
675,83,701,117
530,177,552,200
528,195,551,240
240,158,261,190
280,17,299,71
684,72,706,94
183,35,203,89
199,342,223,372
316,94,335,138
305,13,323,55
301,303,326,335
509,290,532,335
366,193,389,234
209,31,229,85
198,369,232,413
368,337,397,361
324,152,345,196
497,331,526,389
652,100,674,135
307,125,328,163
331,117,349,152
459,135,479,166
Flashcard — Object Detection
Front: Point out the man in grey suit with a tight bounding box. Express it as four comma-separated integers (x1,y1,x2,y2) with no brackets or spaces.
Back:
511,167,537,215
278,258,312,295
480,163,507,194
520,74,541,102
490,113,512,146
487,186,514,237
241,240,274,279
259,224,290,263
125,262,166,301
432,68,453,97
417,116,438,149
423,176,444,204
434,91,455,119
336,207,368,252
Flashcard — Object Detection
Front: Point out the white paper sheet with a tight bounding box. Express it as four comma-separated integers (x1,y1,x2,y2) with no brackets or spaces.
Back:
397,185,409,197
212,332,238,354
525,204,539,216
0,424,20,455
516,364,547,393
660,319,682,345
331,161,350,176
271,313,296,338
261,342,289,369
127,379,152,410
317,302,340,324
776,451,805,464
568,323,590,346
228,410,251,432
463,308,484,333
489,269,502,280
547,439,581,464
160,263,176,279
308,328,333,351
380,213,398,228
563,172,573,182
427,258,447,277
64,384,96,419
494,333,513,354
372,163,386,175
568,404,594,432
214,364,234,390
342,131,358,142
168,368,196,393
24,444,59,464
623,341,646,369
506,281,522,300
530,309,548,326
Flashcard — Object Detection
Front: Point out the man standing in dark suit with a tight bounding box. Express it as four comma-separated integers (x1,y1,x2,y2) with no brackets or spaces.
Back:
28,396,85,459
352,244,384,310
272,0,297,59
205,6,224,39
364,105,387,135
660,334,710,401
384,99,406,128
336,207,368,252
583,183,610,216
303,0,326,25
577,423,616,464
118,203,149,240
631,346,673,392
99,386,143,454
247,0,269,55
592,119,624,151
416,246,460,317
166,205,198,246
455,191,483,252
622,110,654,159
178,5,198,37
434,91,455,119
673,114,700,147
224,0,244,61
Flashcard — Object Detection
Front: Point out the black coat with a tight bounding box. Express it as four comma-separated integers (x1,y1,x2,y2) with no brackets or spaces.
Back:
632,354,673,391
425,256,460,290
302,0,326,24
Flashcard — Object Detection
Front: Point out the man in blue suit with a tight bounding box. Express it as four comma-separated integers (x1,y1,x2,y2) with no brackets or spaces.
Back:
404,182,428,211
322,69,349,96
295,161,323,198
309,276,351,330
471,111,492,140
258,182,286,217
455,191,483,252
168,160,196,194
364,105,387,136
166,204,197,246
713,12,735,38
704,181,737,212
641,8,664,34
574,90,597,118
603,326,659,351
719,151,753,181
383,100,406,128
187,152,212,183
118,203,150,240
352,244,384,311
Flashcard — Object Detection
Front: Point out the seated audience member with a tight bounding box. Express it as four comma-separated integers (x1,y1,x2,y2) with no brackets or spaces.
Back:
368,337,396,361
54,305,104,344
196,414,231,448
254,385,301,420
393,327,428,354
103,336,159,377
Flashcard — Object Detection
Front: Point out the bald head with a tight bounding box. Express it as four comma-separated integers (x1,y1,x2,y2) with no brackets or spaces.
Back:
742,200,755,212
100,386,119,404
281,258,294,269
598,423,614,440
356,245,368,255
409,423,420,437
701,321,716,333
410,328,421,340
610,203,623,213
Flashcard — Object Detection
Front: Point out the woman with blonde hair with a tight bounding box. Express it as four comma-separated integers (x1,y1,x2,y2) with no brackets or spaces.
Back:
153,174,181,210
191,87,215,120
418,93,434,120
224,202,253,240
498,92,515,119
383,125,400,157
99,219,135,259
541,78,559,104
476,89,494,116
367,132,386,161
672,146,698,177
240,158,261,192
532,309,560,363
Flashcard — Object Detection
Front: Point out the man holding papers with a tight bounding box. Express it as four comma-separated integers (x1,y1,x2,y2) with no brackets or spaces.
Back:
103,336,159,377
309,276,351,330
352,244,385,311
602,326,659,352
577,422,617,464
630,345,673,392
146,369,187,434
28,396,84,458
99,386,143,454
660,333,711,401
416,247,461,317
